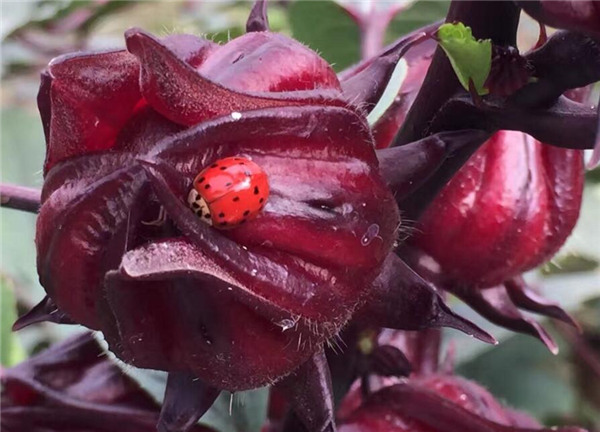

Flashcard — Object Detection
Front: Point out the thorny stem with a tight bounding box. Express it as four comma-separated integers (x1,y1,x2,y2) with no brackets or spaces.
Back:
0,183,41,214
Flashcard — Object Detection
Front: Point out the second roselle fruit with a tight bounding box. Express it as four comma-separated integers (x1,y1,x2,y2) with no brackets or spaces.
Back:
412,130,584,288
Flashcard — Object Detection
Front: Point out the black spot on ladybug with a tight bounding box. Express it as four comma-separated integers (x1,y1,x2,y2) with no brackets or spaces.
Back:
197,177,205,184
259,198,264,204
220,166,227,171
243,210,250,217
254,187,259,195
239,162,245,165
205,184,211,190
233,197,240,202
240,219,247,224
211,164,218,168
226,182,232,187
218,212,225,218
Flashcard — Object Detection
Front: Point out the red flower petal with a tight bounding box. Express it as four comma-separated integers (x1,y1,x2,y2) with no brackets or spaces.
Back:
125,28,348,127
1,333,216,432
339,25,436,118
103,241,317,390
161,33,218,68
37,106,395,333
36,162,147,328
149,105,397,270
39,34,217,174
340,376,584,432
519,0,600,36
199,32,341,92
41,49,142,173
139,163,370,326
413,131,584,287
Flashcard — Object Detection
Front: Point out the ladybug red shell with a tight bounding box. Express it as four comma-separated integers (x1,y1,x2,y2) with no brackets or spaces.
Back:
188,156,269,229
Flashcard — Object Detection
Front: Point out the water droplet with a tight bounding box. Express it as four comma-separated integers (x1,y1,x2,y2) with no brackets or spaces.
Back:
231,111,242,120
251,269,258,276
361,224,380,246
276,318,297,331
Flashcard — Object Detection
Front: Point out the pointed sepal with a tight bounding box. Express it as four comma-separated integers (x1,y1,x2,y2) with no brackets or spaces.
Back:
246,0,269,33
12,296,74,331
276,348,336,432
158,373,220,432
357,254,496,345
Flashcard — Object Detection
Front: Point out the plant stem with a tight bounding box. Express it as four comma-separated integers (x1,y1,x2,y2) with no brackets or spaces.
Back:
395,1,521,145
0,183,41,213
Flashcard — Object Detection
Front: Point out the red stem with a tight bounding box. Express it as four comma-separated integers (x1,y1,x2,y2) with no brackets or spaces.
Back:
0,183,41,214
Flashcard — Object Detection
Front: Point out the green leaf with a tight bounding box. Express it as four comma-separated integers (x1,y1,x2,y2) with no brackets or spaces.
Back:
208,27,246,45
110,355,269,432
288,0,360,72
540,253,600,276
586,166,600,183
386,1,450,42
200,388,269,432
437,22,492,95
458,333,575,422
1,276,26,366
1,108,45,305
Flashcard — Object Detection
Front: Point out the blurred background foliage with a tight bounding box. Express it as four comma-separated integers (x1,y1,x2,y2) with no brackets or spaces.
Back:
1,1,599,431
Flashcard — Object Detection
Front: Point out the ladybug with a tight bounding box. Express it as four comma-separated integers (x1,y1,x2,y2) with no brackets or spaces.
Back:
188,156,269,229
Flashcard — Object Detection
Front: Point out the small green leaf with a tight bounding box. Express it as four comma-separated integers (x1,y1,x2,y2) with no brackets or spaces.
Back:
288,0,360,72
458,333,575,422
386,1,450,42
437,22,492,95
540,253,600,276
1,276,26,366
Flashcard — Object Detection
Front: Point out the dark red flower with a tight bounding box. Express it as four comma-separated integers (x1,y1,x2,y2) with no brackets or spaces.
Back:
413,130,584,288
406,128,584,352
518,1,600,36
0,333,214,432
24,3,492,431
338,373,585,432
11,3,596,431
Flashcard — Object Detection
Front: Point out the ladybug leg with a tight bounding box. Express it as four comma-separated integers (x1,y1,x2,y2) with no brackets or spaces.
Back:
141,205,167,226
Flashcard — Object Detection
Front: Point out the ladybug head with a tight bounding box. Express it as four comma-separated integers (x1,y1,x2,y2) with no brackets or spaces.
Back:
187,189,212,225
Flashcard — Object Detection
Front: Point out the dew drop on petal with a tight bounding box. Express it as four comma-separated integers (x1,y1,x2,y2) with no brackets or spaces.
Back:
276,318,297,331
361,224,380,246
